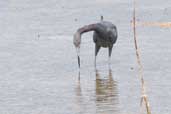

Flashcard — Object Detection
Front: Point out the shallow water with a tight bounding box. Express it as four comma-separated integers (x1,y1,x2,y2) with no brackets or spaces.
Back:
0,0,171,114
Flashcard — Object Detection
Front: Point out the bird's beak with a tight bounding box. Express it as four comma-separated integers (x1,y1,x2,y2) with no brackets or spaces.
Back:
73,32,81,68
76,47,80,68
77,55,80,68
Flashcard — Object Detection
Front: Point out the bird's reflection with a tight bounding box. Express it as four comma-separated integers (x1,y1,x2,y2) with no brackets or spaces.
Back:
74,74,83,114
74,68,119,114
95,69,119,114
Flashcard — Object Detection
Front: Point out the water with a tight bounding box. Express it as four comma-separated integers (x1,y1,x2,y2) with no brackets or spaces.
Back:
0,0,171,114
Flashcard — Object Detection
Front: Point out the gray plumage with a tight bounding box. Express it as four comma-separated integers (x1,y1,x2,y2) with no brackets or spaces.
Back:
73,18,118,67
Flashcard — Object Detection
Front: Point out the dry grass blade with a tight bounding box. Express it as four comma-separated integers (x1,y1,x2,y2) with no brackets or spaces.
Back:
132,0,152,114
133,21,171,28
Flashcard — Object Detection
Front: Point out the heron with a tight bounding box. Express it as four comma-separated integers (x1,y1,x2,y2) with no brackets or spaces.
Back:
73,16,118,68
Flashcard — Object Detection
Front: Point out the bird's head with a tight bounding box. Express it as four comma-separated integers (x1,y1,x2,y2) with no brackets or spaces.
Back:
73,32,81,48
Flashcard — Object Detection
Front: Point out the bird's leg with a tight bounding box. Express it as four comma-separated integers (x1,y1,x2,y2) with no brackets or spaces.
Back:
95,44,101,68
108,45,113,69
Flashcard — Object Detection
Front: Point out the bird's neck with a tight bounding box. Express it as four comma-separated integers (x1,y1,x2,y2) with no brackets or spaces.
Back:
77,24,98,35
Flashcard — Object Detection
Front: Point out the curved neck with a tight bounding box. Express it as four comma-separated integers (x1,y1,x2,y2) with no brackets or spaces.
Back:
77,24,99,35
73,23,103,47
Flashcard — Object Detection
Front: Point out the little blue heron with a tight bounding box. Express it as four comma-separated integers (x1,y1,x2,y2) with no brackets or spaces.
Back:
73,17,118,68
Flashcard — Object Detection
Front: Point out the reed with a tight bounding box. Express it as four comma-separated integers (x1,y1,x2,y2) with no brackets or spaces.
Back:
133,21,171,28
132,0,151,114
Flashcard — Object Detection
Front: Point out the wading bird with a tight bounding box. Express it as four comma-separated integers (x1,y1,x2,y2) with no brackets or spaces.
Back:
73,17,118,68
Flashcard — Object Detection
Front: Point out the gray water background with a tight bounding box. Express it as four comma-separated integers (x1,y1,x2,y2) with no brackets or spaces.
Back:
0,0,171,114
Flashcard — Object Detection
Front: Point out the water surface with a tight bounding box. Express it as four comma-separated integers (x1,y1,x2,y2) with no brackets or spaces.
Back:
0,0,171,114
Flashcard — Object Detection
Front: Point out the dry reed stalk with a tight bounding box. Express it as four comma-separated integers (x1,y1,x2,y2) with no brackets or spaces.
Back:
132,0,151,114
133,21,171,28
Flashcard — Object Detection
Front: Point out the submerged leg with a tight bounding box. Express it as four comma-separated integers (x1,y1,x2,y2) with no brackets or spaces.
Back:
108,45,113,69
95,44,101,68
